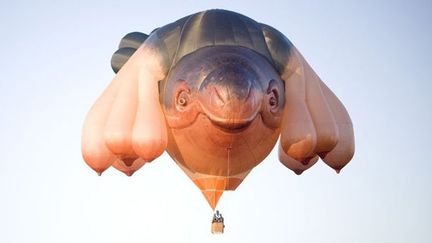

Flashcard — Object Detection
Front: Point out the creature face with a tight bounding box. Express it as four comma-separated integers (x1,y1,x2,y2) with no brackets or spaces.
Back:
162,46,284,175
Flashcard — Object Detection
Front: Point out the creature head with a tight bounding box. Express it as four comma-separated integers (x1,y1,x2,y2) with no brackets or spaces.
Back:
162,46,284,175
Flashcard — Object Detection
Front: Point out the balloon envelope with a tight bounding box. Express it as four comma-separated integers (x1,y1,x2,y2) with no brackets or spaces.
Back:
81,9,355,211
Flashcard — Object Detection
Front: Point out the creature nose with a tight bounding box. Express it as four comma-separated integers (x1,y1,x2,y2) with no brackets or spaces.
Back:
201,65,254,101
210,80,251,107
200,65,261,118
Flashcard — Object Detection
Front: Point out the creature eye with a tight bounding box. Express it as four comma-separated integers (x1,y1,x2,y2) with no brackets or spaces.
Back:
176,90,189,109
178,97,187,106
266,79,280,112
269,96,277,107
268,89,279,109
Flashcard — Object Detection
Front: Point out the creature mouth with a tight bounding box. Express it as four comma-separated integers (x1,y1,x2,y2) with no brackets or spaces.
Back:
206,114,257,133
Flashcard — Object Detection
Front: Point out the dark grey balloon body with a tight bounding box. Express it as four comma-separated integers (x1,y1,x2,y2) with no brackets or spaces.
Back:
111,9,293,76
111,32,148,73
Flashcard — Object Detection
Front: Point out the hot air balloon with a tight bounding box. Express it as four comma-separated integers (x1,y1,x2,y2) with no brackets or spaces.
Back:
81,9,355,231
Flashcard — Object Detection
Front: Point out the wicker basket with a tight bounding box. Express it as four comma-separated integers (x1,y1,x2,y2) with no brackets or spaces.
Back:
211,222,224,234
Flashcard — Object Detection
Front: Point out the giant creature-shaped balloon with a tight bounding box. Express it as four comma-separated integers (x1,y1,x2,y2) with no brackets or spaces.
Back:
82,9,355,209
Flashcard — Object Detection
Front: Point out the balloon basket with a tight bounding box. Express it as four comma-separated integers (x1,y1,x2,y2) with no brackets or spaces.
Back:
211,222,224,234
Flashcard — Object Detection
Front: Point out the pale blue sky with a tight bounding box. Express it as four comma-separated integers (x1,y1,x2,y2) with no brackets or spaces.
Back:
0,0,431,242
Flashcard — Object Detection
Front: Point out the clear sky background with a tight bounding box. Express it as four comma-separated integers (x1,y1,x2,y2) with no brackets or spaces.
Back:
0,0,431,242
